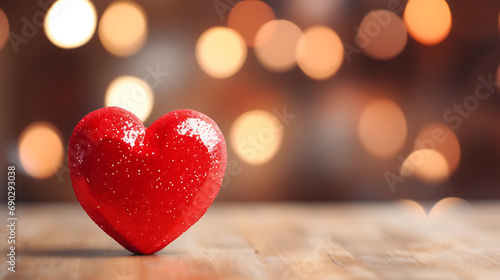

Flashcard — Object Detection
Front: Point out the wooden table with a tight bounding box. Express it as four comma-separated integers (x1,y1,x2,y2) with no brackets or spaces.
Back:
2,201,500,280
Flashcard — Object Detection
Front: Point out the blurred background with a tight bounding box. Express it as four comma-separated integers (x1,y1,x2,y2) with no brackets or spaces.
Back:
1,0,500,202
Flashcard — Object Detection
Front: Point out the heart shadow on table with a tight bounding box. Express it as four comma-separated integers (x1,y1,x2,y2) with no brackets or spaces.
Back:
28,248,140,258
27,248,181,258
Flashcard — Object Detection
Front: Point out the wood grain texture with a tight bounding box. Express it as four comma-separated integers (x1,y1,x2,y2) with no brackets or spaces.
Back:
1,202,500,280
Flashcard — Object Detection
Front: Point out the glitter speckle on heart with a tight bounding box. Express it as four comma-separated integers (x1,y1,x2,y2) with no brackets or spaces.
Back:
177,117,221,152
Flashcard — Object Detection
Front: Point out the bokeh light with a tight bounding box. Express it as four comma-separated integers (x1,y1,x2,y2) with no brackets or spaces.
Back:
404,0,452,45
429,197,467,219
44,0,97,49
196,27,247,79
398,199,427,220
19,122,64,179
254,20,302,72
230,110,283,165
414,122,460,174
0,8,9,51
358,10,407,60
98,1,148,57
227,0,275,47
296,26,343,80
105,76,154,122
400,149,449,184
358,98,407,159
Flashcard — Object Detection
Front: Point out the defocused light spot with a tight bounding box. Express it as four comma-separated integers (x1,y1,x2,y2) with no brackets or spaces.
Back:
0,8,9,51
44,0,97,49
358,99,407,159
429,197,467,220
398,199,427,220
196,27,247,79
414,122,460,174
105,76,154,122
98,1,147,57
404,0,452,45
19,122,64,179
230,110,283,165
296,26,343,80
254,20,302,72
400,149,449,184
228,0,275,47
358,10,407,60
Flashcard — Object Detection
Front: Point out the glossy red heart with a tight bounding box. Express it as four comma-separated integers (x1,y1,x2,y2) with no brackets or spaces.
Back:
68,107,227,254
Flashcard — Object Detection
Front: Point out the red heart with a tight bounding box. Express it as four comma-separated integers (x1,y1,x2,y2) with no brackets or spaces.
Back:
68,107,227,254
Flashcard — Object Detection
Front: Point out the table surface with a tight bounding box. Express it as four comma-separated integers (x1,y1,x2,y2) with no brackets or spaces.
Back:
1,201,500,280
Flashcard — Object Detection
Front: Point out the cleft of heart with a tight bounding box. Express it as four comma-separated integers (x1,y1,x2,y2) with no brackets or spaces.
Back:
68,107,227,254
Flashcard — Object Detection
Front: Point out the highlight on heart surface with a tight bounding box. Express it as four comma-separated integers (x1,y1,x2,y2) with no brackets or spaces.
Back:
68,107,227,254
